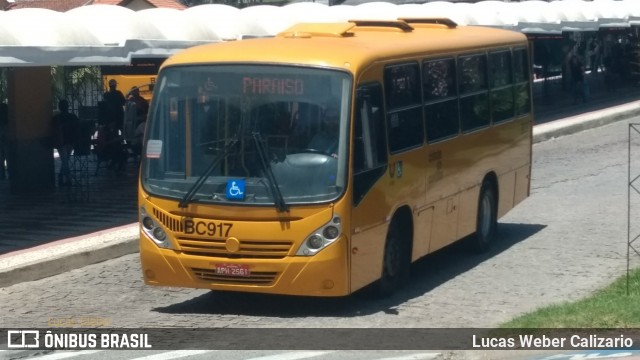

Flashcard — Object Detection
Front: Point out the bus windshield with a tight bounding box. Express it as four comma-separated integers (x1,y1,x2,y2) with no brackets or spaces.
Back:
141,65,352,207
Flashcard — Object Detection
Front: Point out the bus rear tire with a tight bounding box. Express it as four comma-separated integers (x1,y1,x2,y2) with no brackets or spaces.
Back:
376,218,410,297
472,180,497,252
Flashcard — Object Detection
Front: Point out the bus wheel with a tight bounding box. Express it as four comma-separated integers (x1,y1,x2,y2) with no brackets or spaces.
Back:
377,219,410,297
473,180,497,252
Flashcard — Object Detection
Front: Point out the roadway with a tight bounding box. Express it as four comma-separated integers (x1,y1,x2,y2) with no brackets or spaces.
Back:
2,114,640,359
1,73,640,359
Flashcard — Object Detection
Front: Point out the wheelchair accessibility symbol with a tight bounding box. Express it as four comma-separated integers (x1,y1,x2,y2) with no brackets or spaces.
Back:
226,179,245,200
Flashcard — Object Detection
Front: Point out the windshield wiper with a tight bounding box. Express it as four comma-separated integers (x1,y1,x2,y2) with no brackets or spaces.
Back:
178,137,239,208
252,132,289,213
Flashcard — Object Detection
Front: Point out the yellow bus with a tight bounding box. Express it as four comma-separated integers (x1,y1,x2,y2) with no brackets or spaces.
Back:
138,19,532,297
101,59,164,101
102,75,155,100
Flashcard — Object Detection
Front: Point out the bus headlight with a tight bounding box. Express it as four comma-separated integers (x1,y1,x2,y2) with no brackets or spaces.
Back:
153,227,167,241
323,226,340,239
308,235,324,249
142,216,154,230
297,216,342,256
139,207,173,249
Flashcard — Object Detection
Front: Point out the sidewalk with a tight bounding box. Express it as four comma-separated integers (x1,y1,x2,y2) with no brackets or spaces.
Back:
0,86,639,288
0,160,140,287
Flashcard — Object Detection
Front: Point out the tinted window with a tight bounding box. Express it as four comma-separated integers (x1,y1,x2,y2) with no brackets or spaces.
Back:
384,63,421,109
426,100,459,142
489,51,514,123
354,84,387,173
513,48,531,116
423,59,459,142
353,83,388,206
514,83,530,115
513,48,530,83
491,87,514,123
459,55,487,94
384,63,424,152
423,59,457,101
489,51,512,88
459,54,489,132
461,94,489,131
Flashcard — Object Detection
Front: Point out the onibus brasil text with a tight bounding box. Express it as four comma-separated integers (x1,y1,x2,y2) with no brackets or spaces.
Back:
7,330,151,349
472,334,634,349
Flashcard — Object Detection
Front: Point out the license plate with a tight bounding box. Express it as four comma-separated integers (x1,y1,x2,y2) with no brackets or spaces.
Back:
214,264,250,277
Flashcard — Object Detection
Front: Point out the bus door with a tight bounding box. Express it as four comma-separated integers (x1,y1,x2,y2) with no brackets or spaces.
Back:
350,83,389,291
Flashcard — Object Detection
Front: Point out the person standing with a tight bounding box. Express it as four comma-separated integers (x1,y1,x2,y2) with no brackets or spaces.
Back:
0,103,8,180
52,99,79,186
589,38,602,73
570,54,587,104
128,87,149,123
308,106,340,158
103,79,126,132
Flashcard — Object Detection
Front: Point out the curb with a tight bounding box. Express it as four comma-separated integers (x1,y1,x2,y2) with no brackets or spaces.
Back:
533,100,640,143
0,224,138,288
1,99,640,288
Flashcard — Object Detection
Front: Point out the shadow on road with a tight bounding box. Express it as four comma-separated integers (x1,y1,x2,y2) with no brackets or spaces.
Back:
153,222,546,318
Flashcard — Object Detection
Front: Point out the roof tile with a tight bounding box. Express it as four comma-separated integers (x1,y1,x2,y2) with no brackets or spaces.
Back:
145,0,186,9
91,0,121,4
92,0,186,9
8,0,186,11
7,0,91,12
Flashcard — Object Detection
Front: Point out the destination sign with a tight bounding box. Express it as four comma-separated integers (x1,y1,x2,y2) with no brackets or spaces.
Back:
242,77,304,96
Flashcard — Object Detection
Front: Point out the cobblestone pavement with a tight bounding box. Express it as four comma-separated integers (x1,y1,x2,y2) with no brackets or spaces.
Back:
1,119,639,332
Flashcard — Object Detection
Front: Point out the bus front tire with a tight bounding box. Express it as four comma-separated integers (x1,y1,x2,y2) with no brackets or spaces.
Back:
472,181,498,252
376,220,410,297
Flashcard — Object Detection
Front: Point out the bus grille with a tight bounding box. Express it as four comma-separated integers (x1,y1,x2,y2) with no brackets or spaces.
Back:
177,237,293,259
152,208,184,232
190,268,278,285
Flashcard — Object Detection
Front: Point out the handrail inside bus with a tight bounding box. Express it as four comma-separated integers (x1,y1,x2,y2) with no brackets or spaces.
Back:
349,20,414,32
398,18,458,28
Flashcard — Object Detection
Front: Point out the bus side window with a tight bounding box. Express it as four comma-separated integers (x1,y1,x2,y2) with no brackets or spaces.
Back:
489,50,514,123
423,58,459,142
353,83,388,206
513,48,531,116
384,63,424,153
459,54,490,132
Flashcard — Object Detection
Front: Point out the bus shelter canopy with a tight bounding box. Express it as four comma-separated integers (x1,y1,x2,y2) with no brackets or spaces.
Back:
0,0,638,66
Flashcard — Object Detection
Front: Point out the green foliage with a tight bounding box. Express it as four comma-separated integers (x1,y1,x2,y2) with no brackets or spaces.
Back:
51,66,101,108
501,267,640,328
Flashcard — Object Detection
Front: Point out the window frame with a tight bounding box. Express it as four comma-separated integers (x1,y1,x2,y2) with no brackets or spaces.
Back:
458,52,490,133
488,49,515,124
383,62,425,154
422,57,461,144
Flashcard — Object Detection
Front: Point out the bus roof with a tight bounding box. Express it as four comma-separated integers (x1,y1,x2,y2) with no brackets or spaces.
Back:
161,19,528,72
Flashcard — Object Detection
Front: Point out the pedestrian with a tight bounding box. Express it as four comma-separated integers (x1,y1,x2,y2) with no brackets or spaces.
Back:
131,118,146,160
570,54,587,104
589,38,602,73
128,87,149,124
103,79,126,132
95,120,127,176
0,103,8,180
52,99,80,186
